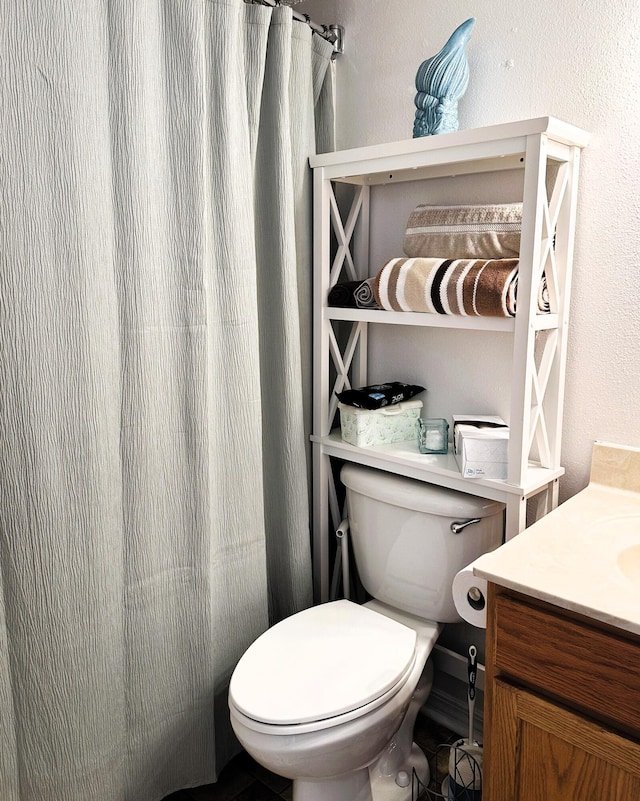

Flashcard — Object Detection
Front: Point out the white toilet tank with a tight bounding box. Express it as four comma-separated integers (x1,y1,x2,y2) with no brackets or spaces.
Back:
341,464,504,622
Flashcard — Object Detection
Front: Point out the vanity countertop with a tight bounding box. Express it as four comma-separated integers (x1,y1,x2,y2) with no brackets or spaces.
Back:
473,442,640,637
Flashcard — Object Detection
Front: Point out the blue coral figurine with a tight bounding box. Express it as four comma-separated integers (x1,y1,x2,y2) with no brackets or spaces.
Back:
413,18,475,138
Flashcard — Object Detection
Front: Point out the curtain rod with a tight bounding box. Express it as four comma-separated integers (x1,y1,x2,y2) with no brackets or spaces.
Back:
247,0,344,56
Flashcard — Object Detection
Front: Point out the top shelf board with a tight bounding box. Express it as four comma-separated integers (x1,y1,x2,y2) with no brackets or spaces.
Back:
310,117,590,186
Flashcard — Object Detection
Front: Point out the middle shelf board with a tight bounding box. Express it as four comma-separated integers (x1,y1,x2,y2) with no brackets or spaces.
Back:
324,307,560,332
312,431,564,502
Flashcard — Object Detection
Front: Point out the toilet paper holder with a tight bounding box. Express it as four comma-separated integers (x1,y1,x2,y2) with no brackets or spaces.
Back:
466,586,485,611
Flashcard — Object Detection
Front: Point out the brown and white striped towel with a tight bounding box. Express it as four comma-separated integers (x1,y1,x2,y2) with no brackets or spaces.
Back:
403,203,522,259
373,257,547,318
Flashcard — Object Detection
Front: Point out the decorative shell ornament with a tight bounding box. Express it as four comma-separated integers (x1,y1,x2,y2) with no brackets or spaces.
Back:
413,18,475,138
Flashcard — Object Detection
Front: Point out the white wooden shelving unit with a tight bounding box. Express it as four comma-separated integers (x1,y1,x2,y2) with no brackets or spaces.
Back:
310,117,589,602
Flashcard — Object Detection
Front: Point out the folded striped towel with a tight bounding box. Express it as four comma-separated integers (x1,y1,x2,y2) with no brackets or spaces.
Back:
403,203,522,259
373,257,547,318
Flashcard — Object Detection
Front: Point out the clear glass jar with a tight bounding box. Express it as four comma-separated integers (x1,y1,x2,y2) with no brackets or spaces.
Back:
418,417,449,454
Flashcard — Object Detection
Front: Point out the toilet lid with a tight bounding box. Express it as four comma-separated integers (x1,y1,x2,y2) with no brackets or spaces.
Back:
229,600,417,726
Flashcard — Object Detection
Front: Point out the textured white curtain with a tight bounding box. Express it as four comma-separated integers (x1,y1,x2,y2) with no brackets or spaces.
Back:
0,2,334,800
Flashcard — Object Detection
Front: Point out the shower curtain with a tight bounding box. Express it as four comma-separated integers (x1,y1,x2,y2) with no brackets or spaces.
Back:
0,1,334,800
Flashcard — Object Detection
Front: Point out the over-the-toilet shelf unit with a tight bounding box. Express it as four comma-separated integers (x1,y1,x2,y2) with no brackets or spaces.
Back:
310,117,589,602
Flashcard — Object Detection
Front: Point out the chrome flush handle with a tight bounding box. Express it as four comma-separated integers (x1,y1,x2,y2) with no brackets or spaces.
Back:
450,517,481,534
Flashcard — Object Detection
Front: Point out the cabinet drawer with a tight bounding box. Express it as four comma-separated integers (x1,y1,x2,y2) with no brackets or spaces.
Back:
492,592,640,736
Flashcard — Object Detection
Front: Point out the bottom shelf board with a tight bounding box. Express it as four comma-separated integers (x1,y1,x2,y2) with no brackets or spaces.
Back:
312,431,564,501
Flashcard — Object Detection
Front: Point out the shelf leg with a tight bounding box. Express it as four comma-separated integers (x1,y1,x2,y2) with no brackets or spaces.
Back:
505,496,527,541
312,443,330,603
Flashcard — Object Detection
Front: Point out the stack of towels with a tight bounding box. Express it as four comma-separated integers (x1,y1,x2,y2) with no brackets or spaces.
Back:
328,203,550,318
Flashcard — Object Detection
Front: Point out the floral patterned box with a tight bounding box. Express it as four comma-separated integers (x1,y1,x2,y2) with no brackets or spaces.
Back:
338,400,423,448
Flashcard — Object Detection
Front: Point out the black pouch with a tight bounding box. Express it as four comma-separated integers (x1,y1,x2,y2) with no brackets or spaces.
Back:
336,382,425,410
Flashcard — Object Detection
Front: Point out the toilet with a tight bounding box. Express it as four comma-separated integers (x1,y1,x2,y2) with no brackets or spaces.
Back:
228,464,504,801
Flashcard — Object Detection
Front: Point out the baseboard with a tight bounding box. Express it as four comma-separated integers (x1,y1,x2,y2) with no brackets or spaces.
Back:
423,683,484,741
422,644,485,741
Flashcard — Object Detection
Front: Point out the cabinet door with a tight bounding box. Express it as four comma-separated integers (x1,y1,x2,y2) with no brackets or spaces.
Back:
486,679,640,801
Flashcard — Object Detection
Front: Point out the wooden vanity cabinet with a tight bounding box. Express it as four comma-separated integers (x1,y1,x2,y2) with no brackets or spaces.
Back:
483,584,640,801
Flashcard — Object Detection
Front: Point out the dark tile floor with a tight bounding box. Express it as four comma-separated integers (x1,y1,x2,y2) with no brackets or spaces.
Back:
162,715,457,801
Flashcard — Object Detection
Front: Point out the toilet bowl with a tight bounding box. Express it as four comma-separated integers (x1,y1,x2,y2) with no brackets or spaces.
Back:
229,599,440,801
229,464,504,801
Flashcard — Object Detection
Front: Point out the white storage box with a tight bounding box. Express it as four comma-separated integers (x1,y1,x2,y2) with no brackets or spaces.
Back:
453,415,509,479
338,400,423,447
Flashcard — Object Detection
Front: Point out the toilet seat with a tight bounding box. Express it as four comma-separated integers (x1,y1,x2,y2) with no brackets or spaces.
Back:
229,600,417,733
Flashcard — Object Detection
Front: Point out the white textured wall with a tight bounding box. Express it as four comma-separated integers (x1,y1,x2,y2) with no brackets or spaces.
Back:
300,0,640,501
